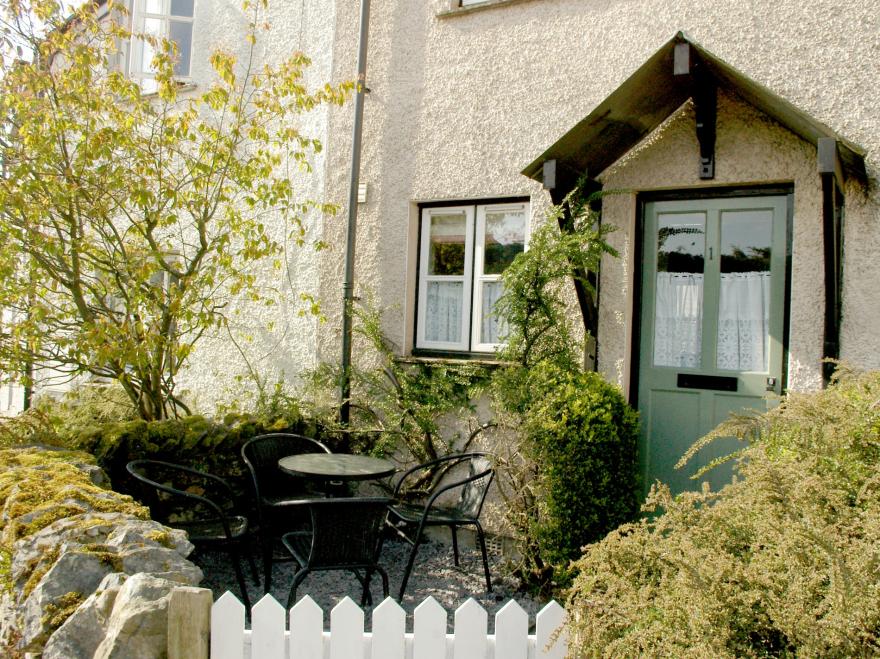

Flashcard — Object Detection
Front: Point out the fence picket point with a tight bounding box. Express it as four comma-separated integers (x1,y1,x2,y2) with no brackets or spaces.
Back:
290,595,323,659
413,596,447,659
453,598,487,659
495,600,529,659
251,595,286,659
535,601,567,659
211,592,245,659
371,597,406,659
330,597,364,659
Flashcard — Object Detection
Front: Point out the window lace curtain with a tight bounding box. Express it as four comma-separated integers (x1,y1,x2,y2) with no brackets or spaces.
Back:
480,281,505,344
717,272,771,371
654,273,703,367
425,281,463,343
653,272,770,371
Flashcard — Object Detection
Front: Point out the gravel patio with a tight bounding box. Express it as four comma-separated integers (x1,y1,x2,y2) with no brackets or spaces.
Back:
194,533,547,632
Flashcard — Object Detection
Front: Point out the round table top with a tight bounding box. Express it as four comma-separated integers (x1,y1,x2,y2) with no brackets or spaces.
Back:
278,453,396,482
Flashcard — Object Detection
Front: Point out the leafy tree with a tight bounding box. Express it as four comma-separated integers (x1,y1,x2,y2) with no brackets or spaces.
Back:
0,0,351,420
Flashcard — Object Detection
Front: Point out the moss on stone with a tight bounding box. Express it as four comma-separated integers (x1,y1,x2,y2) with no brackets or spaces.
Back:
41,591,86,631
22,547,60,599
145,529,176,549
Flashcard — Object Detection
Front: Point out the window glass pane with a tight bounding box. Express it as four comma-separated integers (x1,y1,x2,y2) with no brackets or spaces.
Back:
169,21,192,76
144,0,164,13
654,212,705,367
717,210,773,371
425,282,463,343
479,280,505,344
483,208,525,275
428,213,466,276
170,0,194,17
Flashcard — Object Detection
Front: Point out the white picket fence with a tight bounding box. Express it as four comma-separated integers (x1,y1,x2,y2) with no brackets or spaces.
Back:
210,592,568,659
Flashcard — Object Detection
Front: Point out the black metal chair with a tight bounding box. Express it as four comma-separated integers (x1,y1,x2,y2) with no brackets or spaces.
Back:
125,459,259,614
240,432,332,593
387,452,495,600
280,497,391,608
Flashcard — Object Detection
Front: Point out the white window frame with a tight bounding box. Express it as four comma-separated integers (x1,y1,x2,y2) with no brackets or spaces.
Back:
416,200,529,354
471,202,528,352
129,0,195,88
416,206,475,352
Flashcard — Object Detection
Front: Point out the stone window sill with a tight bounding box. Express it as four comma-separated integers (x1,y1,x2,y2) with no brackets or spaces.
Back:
438,0,540,18
398,354,510,369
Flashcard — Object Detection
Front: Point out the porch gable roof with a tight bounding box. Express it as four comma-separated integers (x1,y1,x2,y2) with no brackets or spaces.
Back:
521,32,867,185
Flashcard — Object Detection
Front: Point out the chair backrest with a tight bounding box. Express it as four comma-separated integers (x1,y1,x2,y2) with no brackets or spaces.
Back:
457,455,494,519
241,433,331,502
304,497,391,568
126,459,231,524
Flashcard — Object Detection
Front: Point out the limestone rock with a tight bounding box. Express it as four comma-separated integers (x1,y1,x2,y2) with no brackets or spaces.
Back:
93,573,179,659
41,573,128,659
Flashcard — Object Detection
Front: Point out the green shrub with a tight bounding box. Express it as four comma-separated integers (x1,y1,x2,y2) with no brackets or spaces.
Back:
491,362,640,594
565,367,880,657
524,363,640,565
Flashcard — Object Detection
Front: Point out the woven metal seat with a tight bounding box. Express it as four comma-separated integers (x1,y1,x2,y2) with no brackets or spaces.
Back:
280,497,391,607
387,452,495,600
241,432,332,593
126,459,259,614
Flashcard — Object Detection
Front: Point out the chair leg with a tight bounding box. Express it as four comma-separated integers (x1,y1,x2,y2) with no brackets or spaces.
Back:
397,528,425,601
475,522,492,592
358,569,373,607
377,565,389,600
228,546,253,616
261,532,274,594
286,568,310,609
246,541,261,585
451,526,459,566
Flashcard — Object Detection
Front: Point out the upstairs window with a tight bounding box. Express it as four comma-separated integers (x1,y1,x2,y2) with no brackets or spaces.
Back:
130,0,194,92
416,201,528,354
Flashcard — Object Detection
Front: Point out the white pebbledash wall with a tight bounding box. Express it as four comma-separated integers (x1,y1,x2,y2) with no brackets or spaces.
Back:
174,0,340,412
314,0,880,397
18,0,877,414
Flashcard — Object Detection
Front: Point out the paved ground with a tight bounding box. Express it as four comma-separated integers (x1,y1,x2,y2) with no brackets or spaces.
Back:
194,535,547,632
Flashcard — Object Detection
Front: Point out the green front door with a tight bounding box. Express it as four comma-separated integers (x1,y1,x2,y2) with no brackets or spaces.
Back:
638,195,788,496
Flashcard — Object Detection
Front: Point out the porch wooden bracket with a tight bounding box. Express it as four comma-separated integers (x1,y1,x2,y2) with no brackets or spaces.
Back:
818,137,845,384
542,158,601,355
674,41,717,179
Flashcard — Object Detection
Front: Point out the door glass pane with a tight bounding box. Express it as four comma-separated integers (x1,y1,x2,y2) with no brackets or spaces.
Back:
483,208,525,275
717,210,773,371
428,214,466,276
654,212,705,367
425,282,463,343
479,280,505,344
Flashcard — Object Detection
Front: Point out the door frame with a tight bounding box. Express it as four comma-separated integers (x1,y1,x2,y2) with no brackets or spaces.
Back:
628,184,795,408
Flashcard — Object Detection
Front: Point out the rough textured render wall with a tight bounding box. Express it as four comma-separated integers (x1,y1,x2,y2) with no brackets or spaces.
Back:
599,92,822,393
174,0,338,413
318,0,879,390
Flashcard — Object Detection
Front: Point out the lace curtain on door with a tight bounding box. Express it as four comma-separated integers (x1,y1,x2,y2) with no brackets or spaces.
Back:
654,273,703,367
654,272,770,371
717,272,770,371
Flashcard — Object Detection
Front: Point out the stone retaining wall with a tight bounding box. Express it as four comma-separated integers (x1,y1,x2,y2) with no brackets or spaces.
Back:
0,447,203,658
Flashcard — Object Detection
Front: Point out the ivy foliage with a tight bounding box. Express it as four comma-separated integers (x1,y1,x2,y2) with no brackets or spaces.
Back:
489,182,639,593
310,301,492,472
0,0,352,421
566,366,880,657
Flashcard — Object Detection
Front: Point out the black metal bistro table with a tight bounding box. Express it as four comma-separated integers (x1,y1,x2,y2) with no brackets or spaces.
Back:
278,453,396,488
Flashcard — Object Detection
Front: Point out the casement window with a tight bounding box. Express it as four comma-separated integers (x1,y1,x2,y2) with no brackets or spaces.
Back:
416,201,528,353
129,0,195,92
